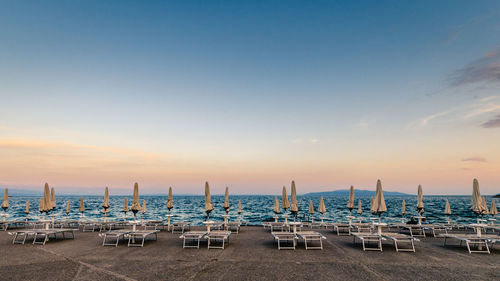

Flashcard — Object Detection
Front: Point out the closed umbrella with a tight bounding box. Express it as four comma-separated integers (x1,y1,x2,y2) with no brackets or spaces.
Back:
79,197,85,213
167,186,174,211
372,179,387,218
319,196,326,214
347,186,355,213
471,178,489,216
238,200,242,214
223,186,230,214
102,187,110,211
401,200,406,223
290,181,298,220
357,199,363,215
309,200,314,222
491,201,498,216
282,186,290,211
50,187,56,210
65,200,70,215
39,198,45,214
444,199,452,224
417,185,424,214
131,182,141,219
141,200,146,224
122,198,129,221
25,200,30,214
370,197,375,214
273,197,281,214
204,182,214,220
1,189,8,222
42,183,51,214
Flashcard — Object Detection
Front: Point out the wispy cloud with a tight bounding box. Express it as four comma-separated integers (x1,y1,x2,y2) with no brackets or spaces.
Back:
462,157,487,163
481,114,500,128
448,47,500,87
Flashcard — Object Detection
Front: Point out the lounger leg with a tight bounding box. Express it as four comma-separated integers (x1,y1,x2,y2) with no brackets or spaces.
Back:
466,241,471,254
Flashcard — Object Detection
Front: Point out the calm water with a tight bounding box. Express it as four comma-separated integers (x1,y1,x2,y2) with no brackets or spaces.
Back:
3,195,498,225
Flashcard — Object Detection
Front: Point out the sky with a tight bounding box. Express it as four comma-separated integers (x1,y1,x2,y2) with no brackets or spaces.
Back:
1,0,500,195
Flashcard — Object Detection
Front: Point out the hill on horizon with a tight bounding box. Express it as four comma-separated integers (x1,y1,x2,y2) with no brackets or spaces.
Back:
303,189,410,196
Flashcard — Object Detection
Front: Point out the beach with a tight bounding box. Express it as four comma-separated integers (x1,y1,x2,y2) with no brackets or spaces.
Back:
0,226,498,281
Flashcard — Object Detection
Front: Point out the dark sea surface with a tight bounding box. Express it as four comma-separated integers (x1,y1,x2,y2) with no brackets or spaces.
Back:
3,195,499,225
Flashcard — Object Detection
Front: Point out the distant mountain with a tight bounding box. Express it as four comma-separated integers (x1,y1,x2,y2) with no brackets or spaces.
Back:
303,189,410,196
494,194,500,198
6,189,43,196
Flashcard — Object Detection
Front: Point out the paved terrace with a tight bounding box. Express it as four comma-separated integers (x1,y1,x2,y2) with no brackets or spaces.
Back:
0,226,499,281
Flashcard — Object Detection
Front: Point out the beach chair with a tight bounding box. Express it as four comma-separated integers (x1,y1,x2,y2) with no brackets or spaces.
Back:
100,230,131,247
171,222,190,233
351,233,384,251
179,231,207,248
127,230,159,247
272,232,297,250
80,222,97,232
381,233,418,252
206,230,231,249
333,223,351,236
225,222,241,233
296,231,326,250
9,230,36,244
442,234,490,254
270,222,287,232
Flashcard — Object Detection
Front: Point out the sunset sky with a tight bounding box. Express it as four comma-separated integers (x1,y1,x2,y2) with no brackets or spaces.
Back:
1,1,500,195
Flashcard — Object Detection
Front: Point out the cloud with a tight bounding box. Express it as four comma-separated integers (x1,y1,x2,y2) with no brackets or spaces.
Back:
461,157,487,163
481,114,500,128
448,47,500,87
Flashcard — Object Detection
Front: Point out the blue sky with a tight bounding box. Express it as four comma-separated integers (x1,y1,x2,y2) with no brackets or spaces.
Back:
1,1,500,195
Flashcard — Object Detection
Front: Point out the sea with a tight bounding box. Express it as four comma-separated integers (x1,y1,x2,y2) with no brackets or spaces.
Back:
3,195,498,225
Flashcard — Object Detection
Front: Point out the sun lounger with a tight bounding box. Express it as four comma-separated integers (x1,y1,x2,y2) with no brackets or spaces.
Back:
9,228,75,245
351,233,384,251
205,230,231,249
80,222,97,232
171,222,190,233
127,230,159,247
269,222,287,232
179,231,207,248
332,223,351,236
381,233,418,252
442,234,490,254
351,223,372,234
272,232,297,250
296,231,326,250
100,230,132,246
225,222,241,233
2,220,28,231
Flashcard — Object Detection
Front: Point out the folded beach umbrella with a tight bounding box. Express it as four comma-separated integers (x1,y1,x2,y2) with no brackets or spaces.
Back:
142,200,147,215
491,201,498,216
167,187,174,211
204,182,214,217
273,197,281,214
79,197,85,213
122,198,129,213
444,199,451,215
417,185,424,214
223,186,230,213
282,186,290,211
238,200,242,214
401,200,406,215
319,196,326,214
372,179,387,217
25,200,30,214
102,187,110,212
357,199,362,215
39,198,45,213
347,186,355,213
50,187,56,210
471,178,489,216
42,183,51,214
66,200,70,215
370,197,375,214
1,188,8,211
309,200,314,215
290,181,298,216
131,183,142,218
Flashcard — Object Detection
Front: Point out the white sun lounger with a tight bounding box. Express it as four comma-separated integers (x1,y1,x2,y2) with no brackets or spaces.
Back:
351,233,384,251
296,231,326,250
180,231,207,248
171,222,191,233
9,229,75,245
332,223,351,236
225,222,241,233
272,232,297,250
100,230,132,247
127,230,159,247
205,230,231,249
442,234,490,254
381,233,418,252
